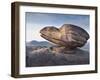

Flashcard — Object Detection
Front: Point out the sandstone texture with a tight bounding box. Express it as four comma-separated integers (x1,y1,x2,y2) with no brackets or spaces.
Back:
40,24,89,49
26,24,90,67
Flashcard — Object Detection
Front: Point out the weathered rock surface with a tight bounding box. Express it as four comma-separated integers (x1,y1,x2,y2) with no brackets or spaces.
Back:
26,47,89,67
26,24,90,67
40,24,89,48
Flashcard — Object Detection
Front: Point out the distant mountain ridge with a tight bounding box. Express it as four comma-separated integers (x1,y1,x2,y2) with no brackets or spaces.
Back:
26,40,89,51
26,40,53,47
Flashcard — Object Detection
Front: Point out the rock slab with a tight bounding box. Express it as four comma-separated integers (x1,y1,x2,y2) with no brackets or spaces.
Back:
26,47,89,67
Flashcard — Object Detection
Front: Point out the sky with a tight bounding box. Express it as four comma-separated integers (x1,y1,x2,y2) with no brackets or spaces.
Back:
25,12,90,42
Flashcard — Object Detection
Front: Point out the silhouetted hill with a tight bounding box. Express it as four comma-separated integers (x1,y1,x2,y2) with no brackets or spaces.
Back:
26,40,89,51
26,40,53,47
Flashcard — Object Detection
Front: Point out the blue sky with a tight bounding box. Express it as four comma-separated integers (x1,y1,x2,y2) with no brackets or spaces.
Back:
25,12,90,42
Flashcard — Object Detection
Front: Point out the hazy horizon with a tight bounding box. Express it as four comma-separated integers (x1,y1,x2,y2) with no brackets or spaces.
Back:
25,12,90,42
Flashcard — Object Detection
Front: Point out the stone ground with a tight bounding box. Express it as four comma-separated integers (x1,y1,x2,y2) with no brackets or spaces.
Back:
26,47,89,67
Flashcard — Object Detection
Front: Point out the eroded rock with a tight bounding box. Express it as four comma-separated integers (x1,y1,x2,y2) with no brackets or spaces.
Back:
26,47,89,67
40,24,89,48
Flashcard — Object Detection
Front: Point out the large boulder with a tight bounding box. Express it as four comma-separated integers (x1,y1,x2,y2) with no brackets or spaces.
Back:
40,24,89,49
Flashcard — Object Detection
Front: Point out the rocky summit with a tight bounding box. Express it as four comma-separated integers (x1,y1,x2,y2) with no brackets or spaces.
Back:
40,24,89,49
26,24,90,67
26,47,89,67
